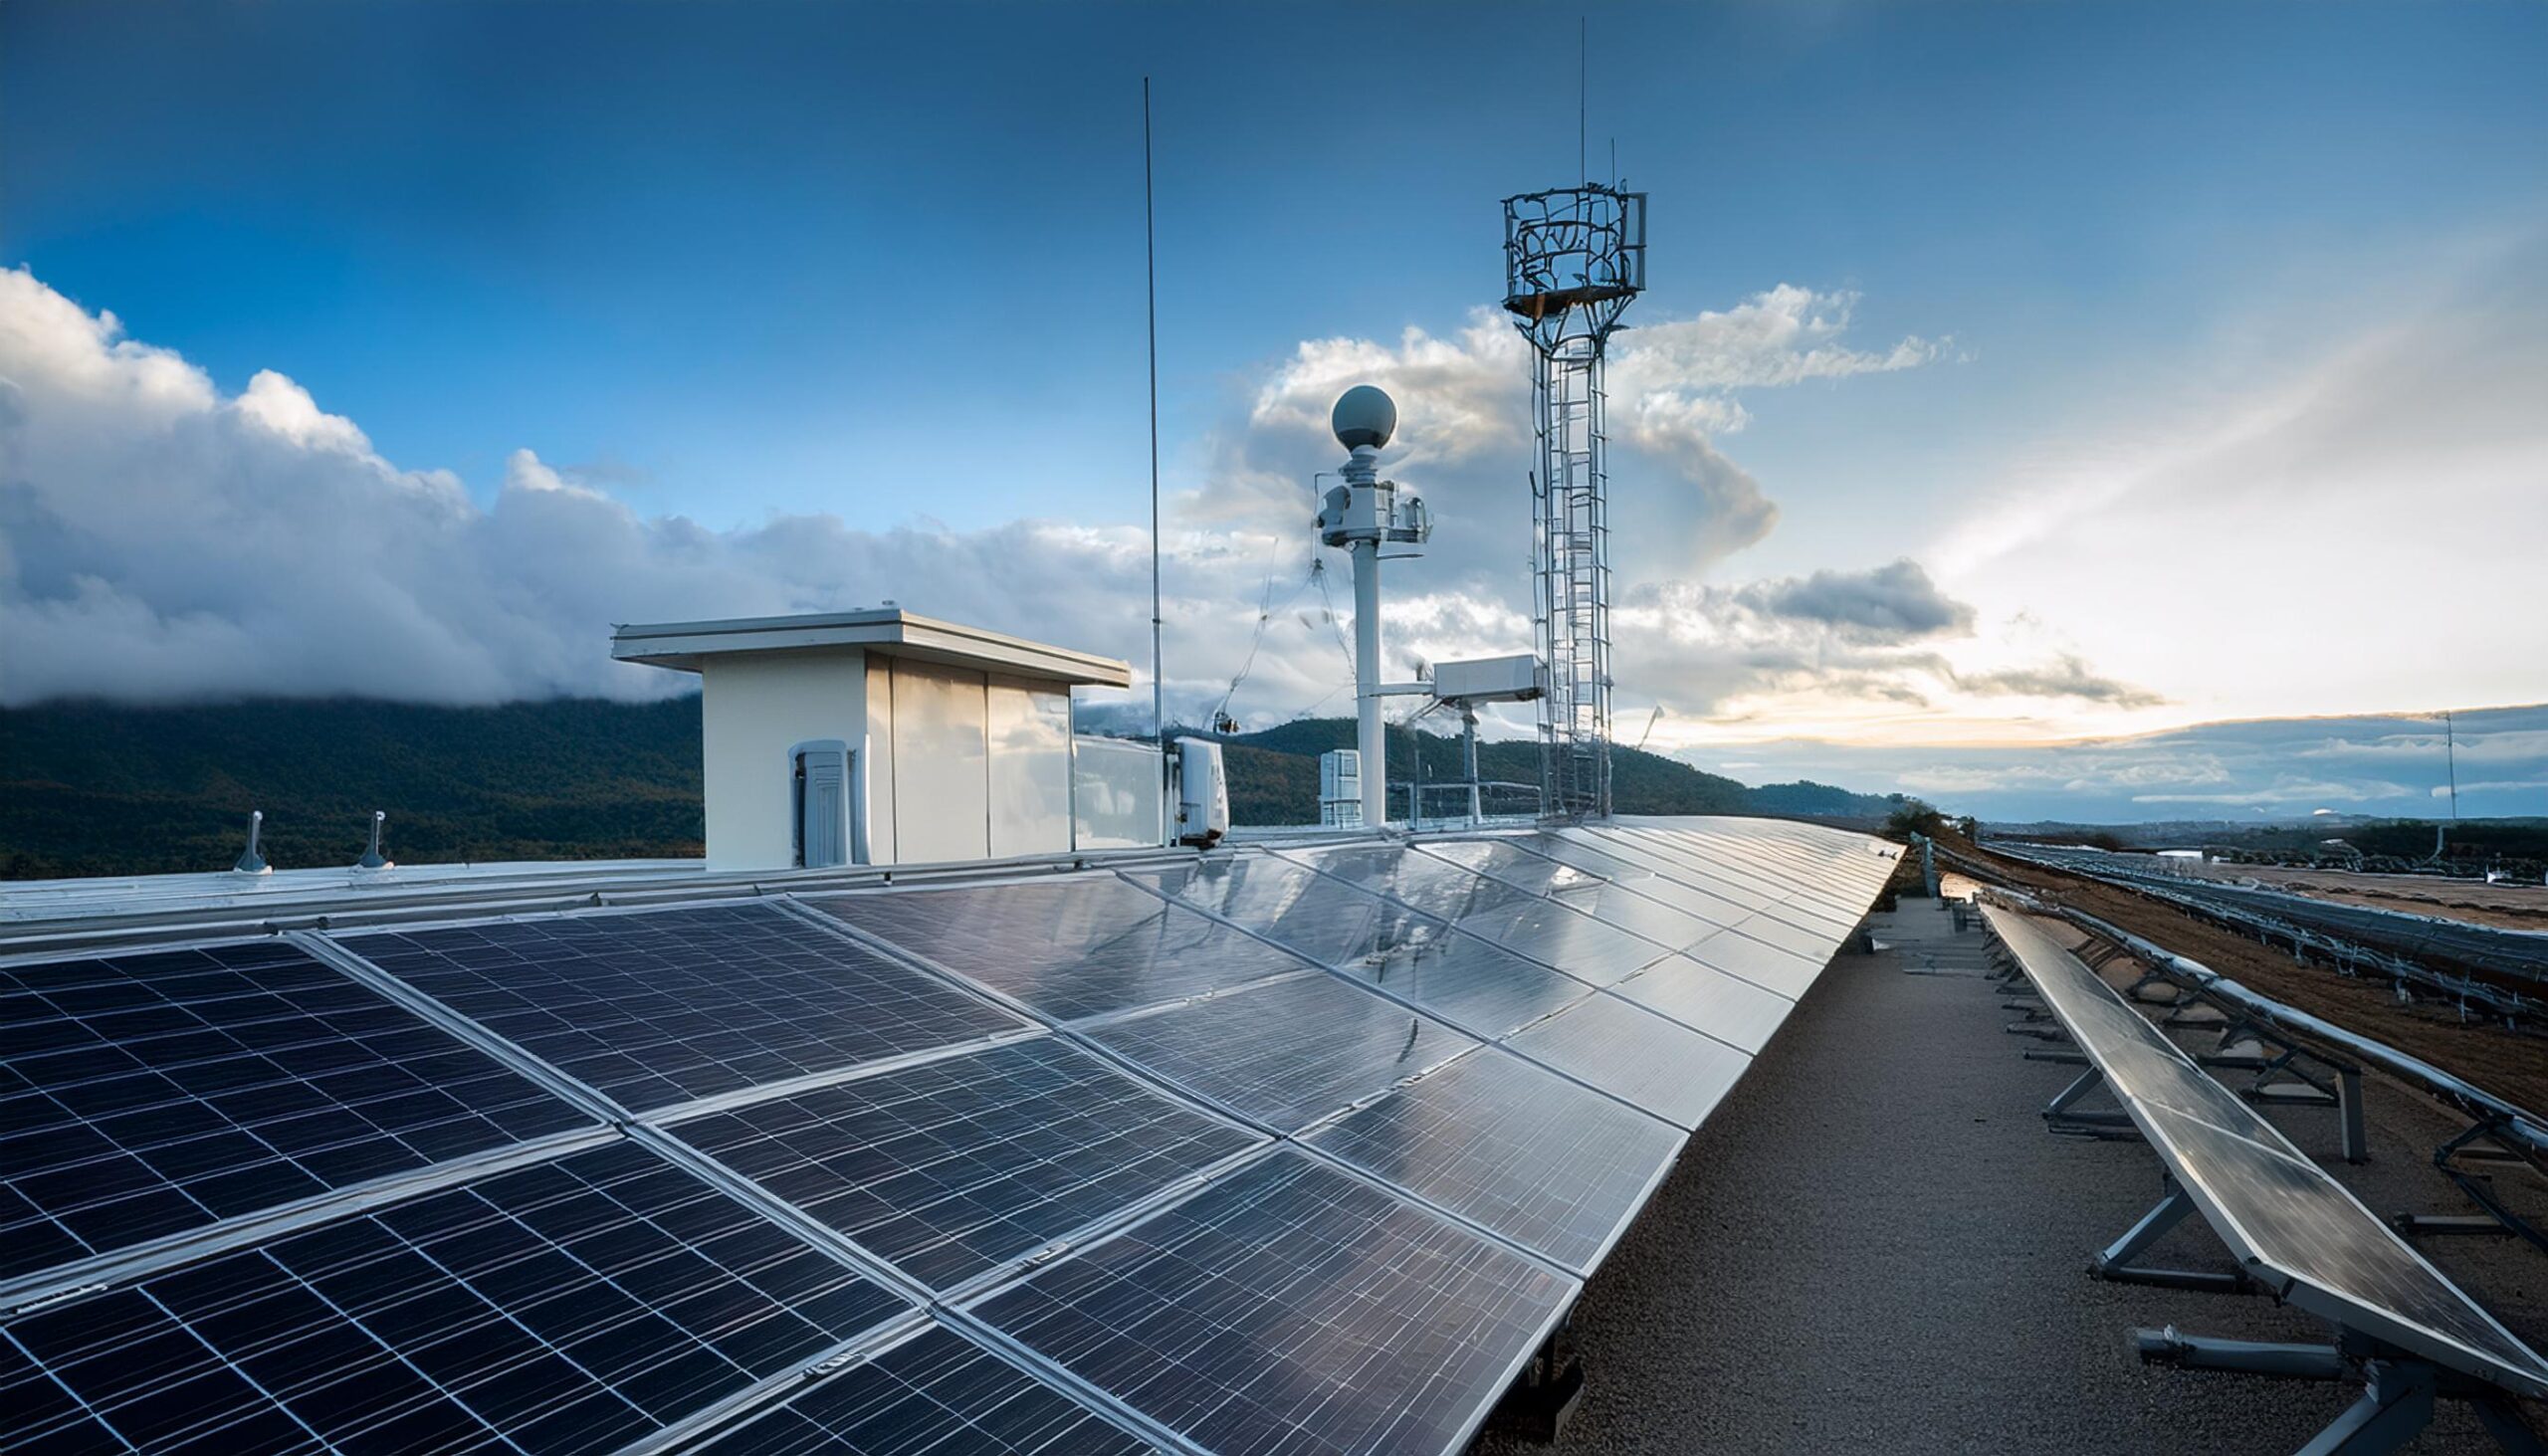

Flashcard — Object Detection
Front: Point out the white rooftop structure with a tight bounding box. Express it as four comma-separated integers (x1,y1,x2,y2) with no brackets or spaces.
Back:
612,609,1141,874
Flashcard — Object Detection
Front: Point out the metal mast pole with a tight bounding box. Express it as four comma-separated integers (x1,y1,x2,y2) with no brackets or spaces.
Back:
1144,79,1166,840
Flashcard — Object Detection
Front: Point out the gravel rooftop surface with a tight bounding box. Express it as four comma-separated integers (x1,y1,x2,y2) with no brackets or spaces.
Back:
1475,900,2547,1455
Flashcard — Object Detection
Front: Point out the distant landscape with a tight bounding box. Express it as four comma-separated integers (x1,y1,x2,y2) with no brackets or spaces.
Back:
0,698,1896,879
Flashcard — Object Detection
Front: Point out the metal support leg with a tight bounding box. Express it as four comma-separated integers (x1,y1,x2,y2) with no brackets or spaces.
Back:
2138,1330,2544,1456
2094,1184,2247,1292
2394,1118,2548,1254
2299,1361,2436,1456
2338,1068,2367,1165
2134,1328,2344,1380
2043,1067,2132,1130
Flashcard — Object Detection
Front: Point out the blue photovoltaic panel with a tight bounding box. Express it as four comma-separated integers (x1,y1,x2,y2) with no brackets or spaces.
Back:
344,905,1024,1113
1083,972,1475,1133
0,939,590,1281
671,1036,1260,1291
0,1142,908,1455
695,1321,1151,1455
1307,1047,1685,1273
971,1148,1576,1456
809,879,1306,1023
1606,954,1798,1053
1502,993,1750,1130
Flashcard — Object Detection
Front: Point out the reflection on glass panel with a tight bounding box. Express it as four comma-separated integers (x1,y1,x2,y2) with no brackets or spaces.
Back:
1309,1048,1684,1274
987,676,1072,859
891,658,988,864
1505,994,1750,1130
1083,972,1475,1132
1072,735,1163,850
808,877,1304,1023
973,1148,1575,1456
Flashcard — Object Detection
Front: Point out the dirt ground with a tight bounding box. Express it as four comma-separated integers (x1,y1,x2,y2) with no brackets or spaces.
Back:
1959,843,2548,1119
2171,860,2548,933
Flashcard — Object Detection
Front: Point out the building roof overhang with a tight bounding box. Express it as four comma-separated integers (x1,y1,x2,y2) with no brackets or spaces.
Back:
609,608,1133,688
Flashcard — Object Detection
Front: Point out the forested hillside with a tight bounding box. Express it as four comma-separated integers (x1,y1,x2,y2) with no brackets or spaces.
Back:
1,699,1890,878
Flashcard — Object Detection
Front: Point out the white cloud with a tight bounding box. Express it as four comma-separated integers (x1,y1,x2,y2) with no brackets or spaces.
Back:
2,265,1974,725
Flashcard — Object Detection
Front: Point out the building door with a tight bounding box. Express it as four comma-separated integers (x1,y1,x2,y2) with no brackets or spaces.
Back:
793,741,850,869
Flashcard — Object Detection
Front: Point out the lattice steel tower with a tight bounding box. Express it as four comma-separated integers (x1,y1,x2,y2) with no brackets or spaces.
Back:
1503,184,1645,820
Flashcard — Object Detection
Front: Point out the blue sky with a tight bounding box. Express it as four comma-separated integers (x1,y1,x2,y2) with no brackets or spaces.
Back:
4,1,2544,818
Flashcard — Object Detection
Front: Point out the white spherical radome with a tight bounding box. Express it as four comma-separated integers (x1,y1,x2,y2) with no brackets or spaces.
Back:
1330,384,1396,451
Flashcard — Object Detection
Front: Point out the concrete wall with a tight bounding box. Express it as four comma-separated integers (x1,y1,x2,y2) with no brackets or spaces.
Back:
700,649,867,872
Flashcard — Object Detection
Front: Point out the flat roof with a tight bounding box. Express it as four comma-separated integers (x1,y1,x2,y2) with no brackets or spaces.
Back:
609,608,1132,687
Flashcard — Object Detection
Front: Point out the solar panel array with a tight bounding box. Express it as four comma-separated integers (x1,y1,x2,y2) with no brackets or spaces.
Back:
3,817,1893,1455
1983,905,2548,1405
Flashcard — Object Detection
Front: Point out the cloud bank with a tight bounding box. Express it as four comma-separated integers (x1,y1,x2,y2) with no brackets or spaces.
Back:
2,265,2019,731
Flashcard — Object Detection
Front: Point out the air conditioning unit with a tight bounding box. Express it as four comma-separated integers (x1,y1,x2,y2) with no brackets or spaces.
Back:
1174,737,1229,848
1320,749,1364,828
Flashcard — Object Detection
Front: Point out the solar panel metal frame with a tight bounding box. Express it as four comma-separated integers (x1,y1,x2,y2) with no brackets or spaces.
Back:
1983,905,2548,1404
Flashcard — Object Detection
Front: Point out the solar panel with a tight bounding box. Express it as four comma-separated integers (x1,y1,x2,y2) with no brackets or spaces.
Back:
1276,843,1547,922
968,1147,1576,1456
1285,843,1666,985
694,1320,1152,1455
1984,906,2548,1404
1501,993,1750,1129
1413,839,1722,950
1128,858,1592,1039
1607,828,1864,933
0,939,591,1281
1306,1046,1685,1274
342,905,1024,1114
669,1036,1261,1291
1508,835,1752,928
1,1142,908,1455
1989,912,2266,1138
1126,854,1442,967
1679,925,1825,999
1567,828,1784,913
808,879,1306,1023
1081,970,1476,1133
2141,1103,2548,1394
1606,953,1798,1052
1442,897,1669,986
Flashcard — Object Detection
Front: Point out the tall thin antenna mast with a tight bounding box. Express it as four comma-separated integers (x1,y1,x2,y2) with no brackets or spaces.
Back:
1144,79,1165,760
1579,17,1589,182
2443,710,2459,820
